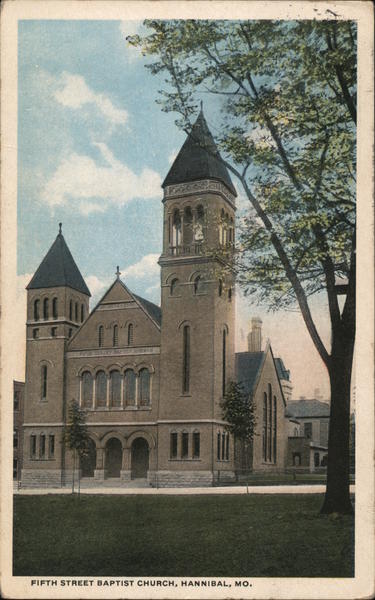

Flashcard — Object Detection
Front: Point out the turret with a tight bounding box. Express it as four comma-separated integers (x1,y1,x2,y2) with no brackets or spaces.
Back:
22,225,90,486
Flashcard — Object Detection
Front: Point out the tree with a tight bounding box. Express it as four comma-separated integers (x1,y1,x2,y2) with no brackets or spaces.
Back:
222,381,256,489
63,400,90,494
129,19,356,513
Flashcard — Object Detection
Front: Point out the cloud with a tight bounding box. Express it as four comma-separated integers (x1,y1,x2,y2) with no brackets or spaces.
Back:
41,142,162,213
85,275,112,301
54,72,128,125
121,254,160,280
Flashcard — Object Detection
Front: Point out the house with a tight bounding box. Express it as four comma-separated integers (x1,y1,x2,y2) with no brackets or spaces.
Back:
20,110,290,487
235,318,288,475
286,397,330,471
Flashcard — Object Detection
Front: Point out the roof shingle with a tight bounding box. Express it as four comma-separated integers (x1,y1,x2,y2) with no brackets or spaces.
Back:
162,110,237,197
235,351,264,395
26,232,91,296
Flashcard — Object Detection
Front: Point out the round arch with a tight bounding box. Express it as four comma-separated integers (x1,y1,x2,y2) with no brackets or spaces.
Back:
126,430,156,450
99,430,125,449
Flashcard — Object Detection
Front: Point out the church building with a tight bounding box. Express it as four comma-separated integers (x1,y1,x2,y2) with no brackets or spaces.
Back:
21,110,288,487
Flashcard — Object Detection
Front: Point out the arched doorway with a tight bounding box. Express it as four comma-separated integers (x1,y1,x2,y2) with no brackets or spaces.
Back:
80,438,97,478
105,438,122,478
131,438,149,479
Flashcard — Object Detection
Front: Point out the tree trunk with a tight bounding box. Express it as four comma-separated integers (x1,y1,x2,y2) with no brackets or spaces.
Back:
321,322,354,514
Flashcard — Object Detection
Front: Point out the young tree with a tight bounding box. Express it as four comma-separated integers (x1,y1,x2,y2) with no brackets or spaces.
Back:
222,381,256,489
63,400,90,494
129,19,356,513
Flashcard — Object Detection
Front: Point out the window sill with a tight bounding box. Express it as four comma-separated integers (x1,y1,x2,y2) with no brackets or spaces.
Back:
169,458,201,462
180,393,191,398
84,406,152,411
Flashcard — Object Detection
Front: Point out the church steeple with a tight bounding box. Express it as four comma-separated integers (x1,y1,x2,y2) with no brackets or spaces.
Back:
27,226,91,296
162,108,237,197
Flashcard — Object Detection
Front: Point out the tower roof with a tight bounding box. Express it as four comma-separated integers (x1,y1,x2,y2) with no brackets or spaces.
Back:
26,226,91,296
162,109,237,197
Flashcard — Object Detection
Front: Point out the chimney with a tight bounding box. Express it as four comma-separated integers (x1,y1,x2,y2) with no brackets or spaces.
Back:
247,317,262,352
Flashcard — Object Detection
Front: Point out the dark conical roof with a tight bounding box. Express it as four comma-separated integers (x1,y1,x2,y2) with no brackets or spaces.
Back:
27,227,91,296
162,110,237,197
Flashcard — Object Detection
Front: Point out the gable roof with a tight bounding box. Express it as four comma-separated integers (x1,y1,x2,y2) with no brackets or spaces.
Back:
235,351,265,395
286,399,331,418
27,230,91,296
133,294,161,327
162,109,237,197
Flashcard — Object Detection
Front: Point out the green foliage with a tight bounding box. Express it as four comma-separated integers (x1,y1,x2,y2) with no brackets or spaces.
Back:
128,19,356,325
221,381,256,444
63,400,90,457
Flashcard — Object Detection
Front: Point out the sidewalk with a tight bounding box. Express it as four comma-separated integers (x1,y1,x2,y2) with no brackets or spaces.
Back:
14,484,355,495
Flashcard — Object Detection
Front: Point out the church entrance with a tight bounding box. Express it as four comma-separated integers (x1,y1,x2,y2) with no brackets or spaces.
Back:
131,438,149,479
105,438,122,478
80,438,96,477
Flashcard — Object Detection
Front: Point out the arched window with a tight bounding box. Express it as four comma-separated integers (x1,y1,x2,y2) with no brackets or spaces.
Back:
195,205,204,242
98,326,104,348
41,365,47,400
110,371,121,407
225,433,229,460
170,432,178,459
69,300,73,321
217,432,221,460
194,275,201,294
221,432,225,460
181,431,189,458
52,298,58,319
172,209,182,248
268,384,272,461
273,396,277,463
182,325,190,393
222,329,226,396
138,368,150,406
193,431,200,459
124,369,136,405
96,371,107,407
263,392,267,461
228,287,232,302
43,298,49,320
170,278,179,296
218,279,223,297
294,427,299,436
113,325,118,347
127,323,134,346
75,302,78,322
34,299,40,321
82,371,93,408
81,304,84,322
184,206,193,245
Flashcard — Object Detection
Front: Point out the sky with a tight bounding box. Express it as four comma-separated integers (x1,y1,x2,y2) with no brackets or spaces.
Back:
16,19,331,400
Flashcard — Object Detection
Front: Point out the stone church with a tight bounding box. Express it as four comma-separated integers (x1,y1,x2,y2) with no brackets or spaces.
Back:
21,110,289,487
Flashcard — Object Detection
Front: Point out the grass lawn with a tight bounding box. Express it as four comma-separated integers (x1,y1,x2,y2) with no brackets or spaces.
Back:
13,494,354,577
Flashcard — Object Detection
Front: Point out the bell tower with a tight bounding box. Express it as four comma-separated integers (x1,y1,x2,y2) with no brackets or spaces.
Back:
157,109,237,485
22,225,91,486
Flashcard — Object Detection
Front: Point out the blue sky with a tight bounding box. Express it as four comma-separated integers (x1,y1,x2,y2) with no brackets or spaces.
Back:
16,19,331,399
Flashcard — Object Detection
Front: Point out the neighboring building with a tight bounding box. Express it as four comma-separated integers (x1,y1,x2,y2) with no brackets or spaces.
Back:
13,381,25,481
235,319,287,474
21,110,290,488
286,398,330,471
275,357,293,403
